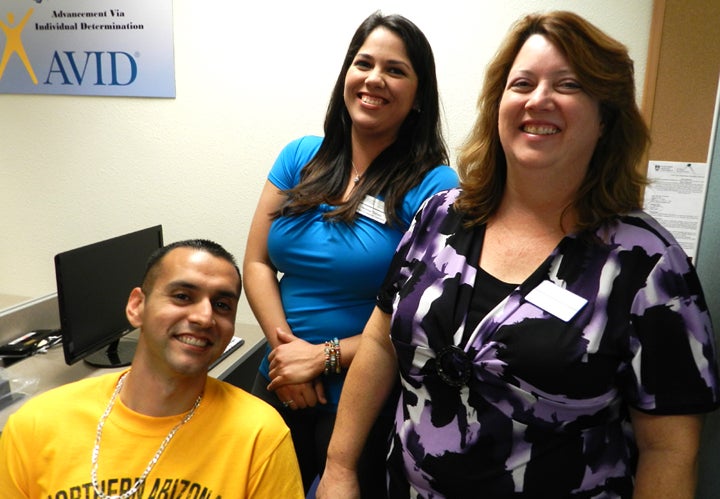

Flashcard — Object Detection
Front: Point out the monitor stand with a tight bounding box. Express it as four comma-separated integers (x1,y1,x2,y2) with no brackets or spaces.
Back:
83,338,137,368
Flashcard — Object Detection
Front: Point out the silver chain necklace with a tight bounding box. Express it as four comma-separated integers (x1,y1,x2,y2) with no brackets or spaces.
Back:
91,371,203,499
351,161,361,184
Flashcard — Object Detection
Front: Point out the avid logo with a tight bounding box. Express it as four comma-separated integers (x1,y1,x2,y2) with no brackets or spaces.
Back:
0,7,139,87
47,51,138,86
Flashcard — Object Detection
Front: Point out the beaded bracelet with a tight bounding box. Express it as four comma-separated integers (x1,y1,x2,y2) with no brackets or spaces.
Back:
323,337,341,375
323,342,332,375
332,337,341,374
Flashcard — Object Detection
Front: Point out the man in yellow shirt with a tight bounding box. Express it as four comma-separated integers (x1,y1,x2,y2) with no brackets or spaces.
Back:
0,239,303,498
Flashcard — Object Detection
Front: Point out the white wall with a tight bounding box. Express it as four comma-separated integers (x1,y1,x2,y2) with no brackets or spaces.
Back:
0,0,652,323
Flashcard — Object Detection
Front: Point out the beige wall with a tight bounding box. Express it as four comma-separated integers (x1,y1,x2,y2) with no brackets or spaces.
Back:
0,0,653,323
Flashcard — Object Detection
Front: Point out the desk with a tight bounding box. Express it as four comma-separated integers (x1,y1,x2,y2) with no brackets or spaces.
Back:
0,322,265,430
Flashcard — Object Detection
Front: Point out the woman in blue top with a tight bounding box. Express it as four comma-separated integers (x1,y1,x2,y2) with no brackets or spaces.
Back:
243,11,458,496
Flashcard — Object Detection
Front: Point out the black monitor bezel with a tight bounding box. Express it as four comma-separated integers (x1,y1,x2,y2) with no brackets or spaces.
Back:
54,225,163,366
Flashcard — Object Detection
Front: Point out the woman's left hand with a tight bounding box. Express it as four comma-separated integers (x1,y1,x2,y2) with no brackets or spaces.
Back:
267,327,325,389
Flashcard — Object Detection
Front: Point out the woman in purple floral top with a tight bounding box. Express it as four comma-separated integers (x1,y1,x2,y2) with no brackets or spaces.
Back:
318,11,720,499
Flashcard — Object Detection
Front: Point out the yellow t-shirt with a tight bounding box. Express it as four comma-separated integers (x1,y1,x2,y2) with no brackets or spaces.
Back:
0,370,303,498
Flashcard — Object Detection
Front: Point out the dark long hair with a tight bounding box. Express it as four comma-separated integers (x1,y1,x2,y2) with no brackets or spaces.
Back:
455,11,649,231
276,11,448,228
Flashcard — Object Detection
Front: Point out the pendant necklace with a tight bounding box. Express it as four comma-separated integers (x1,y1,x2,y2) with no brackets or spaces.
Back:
91,371,202,499
351,161,361,184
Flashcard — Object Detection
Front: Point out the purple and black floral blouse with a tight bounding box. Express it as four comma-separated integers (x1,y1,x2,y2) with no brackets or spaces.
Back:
378,188,719,498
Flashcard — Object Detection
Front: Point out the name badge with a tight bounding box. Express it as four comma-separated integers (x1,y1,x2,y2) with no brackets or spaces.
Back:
357,195,387,224
525,280,587,322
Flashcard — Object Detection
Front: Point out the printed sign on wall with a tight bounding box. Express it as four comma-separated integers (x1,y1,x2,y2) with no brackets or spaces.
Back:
644,160,710,261
0,0,175,97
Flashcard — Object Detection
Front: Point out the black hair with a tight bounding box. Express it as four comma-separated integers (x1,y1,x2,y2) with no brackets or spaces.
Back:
141,239,241,293
276,10,448,228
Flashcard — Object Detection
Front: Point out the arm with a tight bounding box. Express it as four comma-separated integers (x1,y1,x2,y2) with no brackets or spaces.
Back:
630,408,703,499
243,180,292,349
316,307,397,499
243,180,320,407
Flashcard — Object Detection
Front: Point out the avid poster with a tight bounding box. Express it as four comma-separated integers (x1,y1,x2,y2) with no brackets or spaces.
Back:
0,0,175,97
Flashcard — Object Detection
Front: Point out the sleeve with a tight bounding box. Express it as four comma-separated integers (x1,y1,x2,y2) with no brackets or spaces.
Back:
399,165,459,227
378,189,458,314
267,135,323,191
0,414,31,498
625,242,720,414
246,431,304,499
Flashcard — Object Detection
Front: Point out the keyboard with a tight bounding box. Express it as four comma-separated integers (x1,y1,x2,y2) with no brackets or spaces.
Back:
209,336,244,371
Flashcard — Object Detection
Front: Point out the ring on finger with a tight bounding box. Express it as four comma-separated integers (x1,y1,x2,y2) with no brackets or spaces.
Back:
282,400,294,408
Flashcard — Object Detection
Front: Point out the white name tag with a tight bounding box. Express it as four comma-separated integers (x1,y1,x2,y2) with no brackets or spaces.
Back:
357,195,387,224
525,280,587,322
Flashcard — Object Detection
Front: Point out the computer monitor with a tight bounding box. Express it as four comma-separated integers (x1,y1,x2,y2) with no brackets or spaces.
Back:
54,225,163,367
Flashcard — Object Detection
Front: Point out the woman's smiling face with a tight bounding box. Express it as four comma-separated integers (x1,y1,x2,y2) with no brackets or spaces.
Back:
343,27,418,142
499,34,603,182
